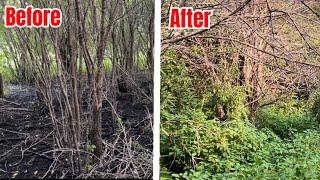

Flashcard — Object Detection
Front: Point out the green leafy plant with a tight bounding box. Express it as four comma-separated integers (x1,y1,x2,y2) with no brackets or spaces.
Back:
311,96,320,123
161,53,320,179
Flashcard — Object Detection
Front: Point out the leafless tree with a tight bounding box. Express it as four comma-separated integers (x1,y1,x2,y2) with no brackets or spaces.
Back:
2,0,153,178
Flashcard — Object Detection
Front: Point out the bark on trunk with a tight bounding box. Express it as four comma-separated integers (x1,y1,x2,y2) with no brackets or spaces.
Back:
0,74,4,98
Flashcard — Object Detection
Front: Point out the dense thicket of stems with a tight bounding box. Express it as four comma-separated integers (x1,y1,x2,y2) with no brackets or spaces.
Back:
1,0,153,176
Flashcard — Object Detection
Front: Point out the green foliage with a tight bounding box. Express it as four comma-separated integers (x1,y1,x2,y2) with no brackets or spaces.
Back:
178,130,320,180
104,58,113,73
209,84,248,120
0,53,15,82
161,50,248,121
257,97,319,139
137,51,148,70
161,50,199,113
259,109,317,139
311,93,320,123
161,53,320,179
86,144,96,153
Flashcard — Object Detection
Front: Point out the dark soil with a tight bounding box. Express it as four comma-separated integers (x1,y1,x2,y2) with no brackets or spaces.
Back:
0,75,153,179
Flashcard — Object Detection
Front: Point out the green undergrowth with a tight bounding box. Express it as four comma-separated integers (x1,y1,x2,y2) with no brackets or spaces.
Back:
161,52,320,179
257,96,319,139
0,53,15,82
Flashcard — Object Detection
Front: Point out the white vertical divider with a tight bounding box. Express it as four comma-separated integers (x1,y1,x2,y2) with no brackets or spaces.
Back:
153,0,161,179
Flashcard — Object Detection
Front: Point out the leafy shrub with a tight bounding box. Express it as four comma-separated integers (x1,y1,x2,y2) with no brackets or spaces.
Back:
170,129,320,180
161,54,320,179
311,96,320,123
161,52,199,113
258,108,318,139
257,97,319,139
161,56,262,177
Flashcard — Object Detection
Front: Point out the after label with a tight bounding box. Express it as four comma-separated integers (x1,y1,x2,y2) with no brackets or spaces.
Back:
169,7,212,29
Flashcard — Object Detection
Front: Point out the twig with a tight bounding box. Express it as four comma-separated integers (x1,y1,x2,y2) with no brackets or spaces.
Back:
0,99,21,106
0,128,29,137
162,0,252,44
0,107,33,112
195,36,320,68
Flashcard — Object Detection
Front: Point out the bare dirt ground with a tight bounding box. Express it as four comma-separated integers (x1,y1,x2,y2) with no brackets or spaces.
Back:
0,75,153,179
0,85,53,178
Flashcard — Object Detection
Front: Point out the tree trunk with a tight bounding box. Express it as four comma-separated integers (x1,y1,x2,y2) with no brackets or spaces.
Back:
89,0,110,160
0,74,3,98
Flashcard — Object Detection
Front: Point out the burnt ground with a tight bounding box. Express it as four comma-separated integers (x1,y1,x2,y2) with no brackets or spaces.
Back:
0,75,153,179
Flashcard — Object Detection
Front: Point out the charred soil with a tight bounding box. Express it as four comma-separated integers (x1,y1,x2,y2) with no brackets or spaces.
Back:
0,74,153,179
